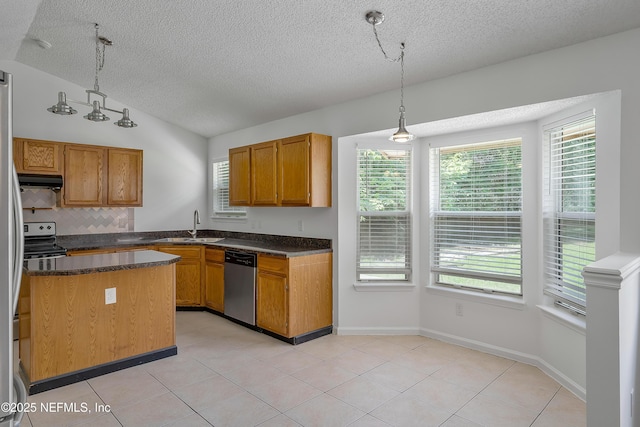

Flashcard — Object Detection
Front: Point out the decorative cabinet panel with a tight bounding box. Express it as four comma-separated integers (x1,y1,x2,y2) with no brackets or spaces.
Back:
157,246,203,306
13,138,63,175
229,133,331,207
107,148,143,206
204,248,225,312
256,252,332,338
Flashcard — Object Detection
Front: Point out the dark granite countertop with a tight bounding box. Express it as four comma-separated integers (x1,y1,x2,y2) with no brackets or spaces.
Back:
58,231,332,258
23,250,180,277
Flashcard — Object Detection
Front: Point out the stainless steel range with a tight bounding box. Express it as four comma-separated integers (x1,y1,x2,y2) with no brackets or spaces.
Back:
23,222,67,259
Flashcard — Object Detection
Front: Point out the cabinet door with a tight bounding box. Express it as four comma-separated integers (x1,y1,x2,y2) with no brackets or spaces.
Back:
157,246,203,306
63,145,105,206
204,260,224,312
229,146,251,206
256,271,289,336
205,248,225,311
175,259,202,306
251,140,279,206
107,148,143,206
14,138,63,175
279,135,310,206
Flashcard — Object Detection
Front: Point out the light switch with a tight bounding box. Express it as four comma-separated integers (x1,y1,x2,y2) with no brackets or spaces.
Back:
105,287,116,304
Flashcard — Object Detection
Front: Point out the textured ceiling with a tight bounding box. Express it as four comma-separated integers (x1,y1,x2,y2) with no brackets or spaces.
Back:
4,0,640,138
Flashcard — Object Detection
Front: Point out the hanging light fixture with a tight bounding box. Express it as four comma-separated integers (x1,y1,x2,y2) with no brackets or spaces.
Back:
47,23,137,128
365,10,414,142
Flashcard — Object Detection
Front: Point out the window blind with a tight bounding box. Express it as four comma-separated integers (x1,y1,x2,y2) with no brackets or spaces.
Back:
357,148,411,281
430,139,522,294
543,116,595,314
213,160,246,216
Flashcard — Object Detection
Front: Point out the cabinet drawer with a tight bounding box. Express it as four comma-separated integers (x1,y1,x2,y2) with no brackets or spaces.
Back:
205,248,225,263
157,246,202,259
258,254,288,274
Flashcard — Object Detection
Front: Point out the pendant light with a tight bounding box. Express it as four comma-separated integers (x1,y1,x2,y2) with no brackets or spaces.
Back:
365,11,414,142
47,23,138,128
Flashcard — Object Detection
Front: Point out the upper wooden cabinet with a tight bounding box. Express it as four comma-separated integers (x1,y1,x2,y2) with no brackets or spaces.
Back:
62,144,105,207
279,133,331,207
251,140,279,206
228,146,251,206
107,148,143,206
13,138,63,175
229,133,331,207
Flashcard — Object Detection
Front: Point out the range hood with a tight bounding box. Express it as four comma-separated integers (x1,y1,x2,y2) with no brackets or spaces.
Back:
17,173,63,190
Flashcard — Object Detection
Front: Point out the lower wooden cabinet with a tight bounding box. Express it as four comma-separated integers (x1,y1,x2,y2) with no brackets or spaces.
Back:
257,267,289,336
157,246,203,306
256,252,332,338
204,248,225,312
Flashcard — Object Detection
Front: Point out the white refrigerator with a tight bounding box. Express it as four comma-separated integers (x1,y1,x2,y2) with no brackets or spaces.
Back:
0,70,27,426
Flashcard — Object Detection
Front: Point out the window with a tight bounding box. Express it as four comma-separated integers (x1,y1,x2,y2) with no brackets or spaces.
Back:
543,115,595,315
357,148,411,281
430,139,523,295
212,159,246,218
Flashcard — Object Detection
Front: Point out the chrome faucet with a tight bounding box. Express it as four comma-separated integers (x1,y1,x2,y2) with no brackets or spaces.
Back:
188,209,200,238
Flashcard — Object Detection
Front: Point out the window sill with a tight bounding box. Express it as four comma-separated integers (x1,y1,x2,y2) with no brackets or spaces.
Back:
424,285,526,310
353,282,416,292
537,304,586,335
210,216,247,222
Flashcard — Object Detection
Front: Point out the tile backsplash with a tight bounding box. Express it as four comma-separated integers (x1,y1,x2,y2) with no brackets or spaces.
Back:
20,188,134,235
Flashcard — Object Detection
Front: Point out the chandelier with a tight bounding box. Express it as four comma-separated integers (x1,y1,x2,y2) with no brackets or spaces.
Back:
48,23,137,128
365,11,414,142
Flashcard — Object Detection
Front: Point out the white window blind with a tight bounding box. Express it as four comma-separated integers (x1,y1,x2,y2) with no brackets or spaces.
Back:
357,148,411,281
430,139,522,294
213,160,246,217
543,115,595,315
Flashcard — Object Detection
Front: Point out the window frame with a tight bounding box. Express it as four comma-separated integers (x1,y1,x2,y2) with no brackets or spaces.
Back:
542,114,596,316
429,138,524,296
356,145,412,283
211,158,247,219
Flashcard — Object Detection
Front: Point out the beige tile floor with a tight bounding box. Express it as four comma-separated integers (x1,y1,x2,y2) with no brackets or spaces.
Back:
17,311,586,426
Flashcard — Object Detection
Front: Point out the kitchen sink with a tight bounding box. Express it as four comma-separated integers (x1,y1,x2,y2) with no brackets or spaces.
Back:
154,237,224,244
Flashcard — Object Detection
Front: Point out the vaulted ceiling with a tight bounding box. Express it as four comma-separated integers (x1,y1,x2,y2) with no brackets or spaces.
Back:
3,0,640,138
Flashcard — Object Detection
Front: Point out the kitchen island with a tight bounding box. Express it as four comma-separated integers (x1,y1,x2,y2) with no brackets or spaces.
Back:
19,250,180,394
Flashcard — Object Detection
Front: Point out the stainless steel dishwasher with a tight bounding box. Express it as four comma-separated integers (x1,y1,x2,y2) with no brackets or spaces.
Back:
224,250,257,325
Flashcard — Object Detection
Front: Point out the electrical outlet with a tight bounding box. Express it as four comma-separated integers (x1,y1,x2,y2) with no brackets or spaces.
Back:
105,288,116,305
455,302,463,317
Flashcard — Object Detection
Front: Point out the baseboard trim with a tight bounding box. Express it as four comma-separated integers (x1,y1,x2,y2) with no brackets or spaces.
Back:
419,327,586,401
335,326,421,335
22,346,177,395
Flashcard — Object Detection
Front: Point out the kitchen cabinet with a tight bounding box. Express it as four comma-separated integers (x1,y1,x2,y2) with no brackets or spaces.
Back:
204,248,225,312
229,133,332,207
256,252,332,339
13,137,63,175
228,146,251,206
157,245,203,306
61,144,105,207
251,140,279,206
279,133,332,206
62,144,143,208
107,148,143,206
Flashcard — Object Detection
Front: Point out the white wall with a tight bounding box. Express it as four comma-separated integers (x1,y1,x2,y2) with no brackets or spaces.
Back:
210,27,640,398
0,60,209,233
